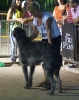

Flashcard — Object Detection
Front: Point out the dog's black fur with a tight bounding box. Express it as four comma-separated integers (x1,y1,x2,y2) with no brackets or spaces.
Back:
13,27,62,95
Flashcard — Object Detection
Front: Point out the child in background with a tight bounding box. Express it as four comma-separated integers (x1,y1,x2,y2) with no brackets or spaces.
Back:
7,0,23,66
21,0,41,38
21,0,40,24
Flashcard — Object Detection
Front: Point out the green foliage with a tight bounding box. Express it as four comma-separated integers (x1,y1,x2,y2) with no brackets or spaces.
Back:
0,0,56,12
45,0,56,11
36,0,46,4
0,0,10,11
0,0,69,11
35,0,46,10
36,0,55,12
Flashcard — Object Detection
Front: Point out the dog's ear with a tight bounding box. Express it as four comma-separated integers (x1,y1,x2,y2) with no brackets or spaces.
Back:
13,27,25,38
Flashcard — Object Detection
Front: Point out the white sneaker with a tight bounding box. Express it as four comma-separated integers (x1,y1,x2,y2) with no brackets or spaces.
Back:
11,63,19,67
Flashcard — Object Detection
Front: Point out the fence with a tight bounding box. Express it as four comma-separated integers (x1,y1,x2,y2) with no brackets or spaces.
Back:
0,11,41,66
0,12,7,20
1,22,79,66
0,20,42,60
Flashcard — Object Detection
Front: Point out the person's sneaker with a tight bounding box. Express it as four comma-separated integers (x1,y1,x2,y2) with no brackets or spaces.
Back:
64,61,68,65
36,81,47,87
11,62,19,67
68,64,77,68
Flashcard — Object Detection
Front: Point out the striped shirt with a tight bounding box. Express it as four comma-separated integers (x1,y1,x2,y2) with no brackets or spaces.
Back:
67,7,73,23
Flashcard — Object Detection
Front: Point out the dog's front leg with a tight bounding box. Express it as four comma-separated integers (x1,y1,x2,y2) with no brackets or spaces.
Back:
28,66,35,88
22,65,28,89
46,71,56,95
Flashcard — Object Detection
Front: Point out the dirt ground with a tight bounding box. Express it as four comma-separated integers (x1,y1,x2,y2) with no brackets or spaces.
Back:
0,65,79,100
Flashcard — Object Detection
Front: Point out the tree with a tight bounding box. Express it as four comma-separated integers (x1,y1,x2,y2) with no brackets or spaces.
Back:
36,0,55,11
36,0,46,10
0,0,56,11
0,0,10,11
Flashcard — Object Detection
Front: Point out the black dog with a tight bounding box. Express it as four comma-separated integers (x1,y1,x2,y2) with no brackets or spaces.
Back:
13,27,62,95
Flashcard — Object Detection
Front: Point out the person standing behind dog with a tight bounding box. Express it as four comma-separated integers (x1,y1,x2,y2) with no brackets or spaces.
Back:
66,0,79,68
27,1,61,90
21,0,40,24
21,0,41,39
53,0,69,36
7,0,23,67
21,0,38,37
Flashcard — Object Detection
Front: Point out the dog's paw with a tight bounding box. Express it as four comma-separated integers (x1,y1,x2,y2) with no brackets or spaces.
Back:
58,88,62,93
47,92,53,95
47,88,55,95
24,85,28,89
58,80,62,93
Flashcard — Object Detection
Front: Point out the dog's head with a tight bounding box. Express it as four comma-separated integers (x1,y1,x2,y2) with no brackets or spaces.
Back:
13,27,26,39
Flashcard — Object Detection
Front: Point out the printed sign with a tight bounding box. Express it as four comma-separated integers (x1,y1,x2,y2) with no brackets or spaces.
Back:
63,33,73,50
62,23,75,59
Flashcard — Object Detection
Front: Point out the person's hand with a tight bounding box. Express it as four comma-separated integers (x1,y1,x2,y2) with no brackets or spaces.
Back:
57,20,63,27
58,20,63,24
73,17,79,24
77,16,79,23
20,19,28,24
17,18,23,22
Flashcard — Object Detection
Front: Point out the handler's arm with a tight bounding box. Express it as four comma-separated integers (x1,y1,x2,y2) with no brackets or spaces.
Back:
29,25,39,40
20,16,34,24
46,17,52,44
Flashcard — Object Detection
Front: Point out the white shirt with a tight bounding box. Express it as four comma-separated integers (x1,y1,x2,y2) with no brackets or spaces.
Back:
71,6,79,19
33,11,60,39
